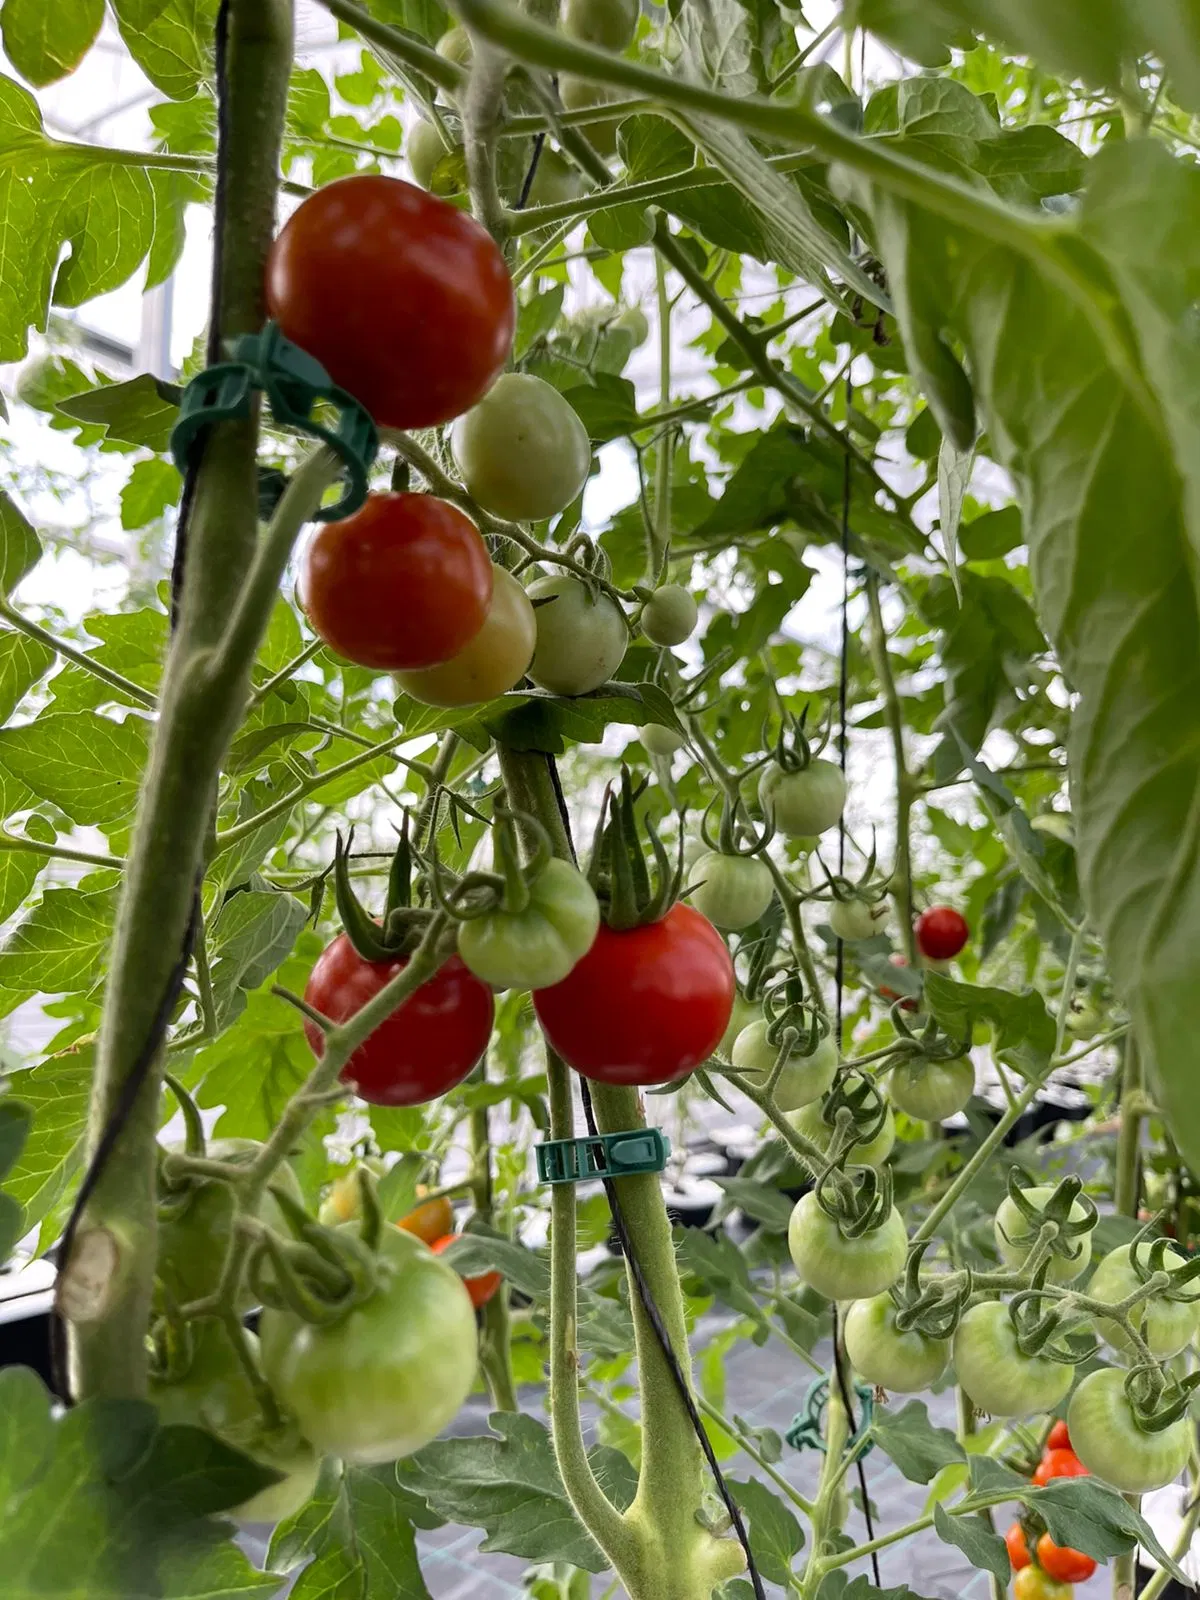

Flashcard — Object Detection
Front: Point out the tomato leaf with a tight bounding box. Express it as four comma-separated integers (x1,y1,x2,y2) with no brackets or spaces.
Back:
0,889,119,1017
0,711,149,829
728,1476,805,1585
0,0,104,86
933,1501,1010,1581
479,681,683,754
0,1048,92,1236
0,490,43,597
710,1175,795,1232
398,1412,636,1573
1028,1477,1188,1584
107,0,219,101
923,972,1055,1079
206,890,308,1030
870,1399,964,1484
55,374,183,451
269,1455,436,1600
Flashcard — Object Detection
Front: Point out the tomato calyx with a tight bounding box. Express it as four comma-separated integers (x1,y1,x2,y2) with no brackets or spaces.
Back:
813,1157,896,1243
1005,1285,1097,1367
889,1239,971,1341
247,1177,385,1327
334,821,435,962
998,1173,1098,1281
587,766,686,931
769,702,832,776
810,1069,893,1166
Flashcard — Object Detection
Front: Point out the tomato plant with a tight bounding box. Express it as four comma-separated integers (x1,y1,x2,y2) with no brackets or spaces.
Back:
533,903,734,1085
886,1058,974,1121
457,856,600,989
758,759,847,838
731,1022,837,1111
300,492,493,670
303,934,494,1105
787,1193,907,1300
689,851,774,931
266,174,514,429
1067,1369,1192,1492
843,1292,949,1392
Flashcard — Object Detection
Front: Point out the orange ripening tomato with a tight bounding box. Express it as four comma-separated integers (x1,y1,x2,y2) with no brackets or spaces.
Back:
396,1193,455,1247
1036,1536,1097,1584
432,1234,502,1308
1046,1419,1071,1452
1005,1524,1031,1571
1033,1448,1089,1487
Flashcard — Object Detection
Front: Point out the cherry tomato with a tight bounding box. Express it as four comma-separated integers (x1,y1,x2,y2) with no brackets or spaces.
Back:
260,1226,478,1464
533,902,734,1086
1067,1367,1191,1493
1046,1419,1072,1452
1036,1536,1097,1583
563,0,638,51
1005,1524,1031,1572
843,1293,949,1392
887,1058,974,1121
527,575,627,696
1014,1565,1072,1600
994,1185,1092,1283
300,493,492,671
1032,1448,1090,1487
690,851,775,931
788,1192,907,1301
829,898,889,941
789,1098,896,1168
731,1023,837,1112
560,75,623,155
394,566,536,708
914,905,969,960
953,1302,1074,1418
612,305,649,346
457,857,600,990
303,933,494,1106
432,1234,502,1308
266,174,514,430
758,758,846,838
408,119,457,188
452,373,591,522
641,584,698,647
527,148,585,208
642,723,686,758
1086,1241,1198,1358
397,1192,456,1246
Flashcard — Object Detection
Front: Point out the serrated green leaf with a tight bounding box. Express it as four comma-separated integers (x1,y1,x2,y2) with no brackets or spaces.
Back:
0,1050,92,1230
1029,1477,1188,1584
0,490,42,597
47,607,167,713
0,629,53,722
562,375,639,442
729,1477,804,1585
0,0,103,86
933,1500,1009,1580
711,1175,794,1231
924,971,1054,1078
0,1096,30,1180
120,457,182,530
0,710,149,826
439,1223,550,1299
398,1413,636,1573
479,681,683,755
206,890,307,1028
0,890,116,1016
871,1400,964,1484
56,373,182,450
108,0,220,100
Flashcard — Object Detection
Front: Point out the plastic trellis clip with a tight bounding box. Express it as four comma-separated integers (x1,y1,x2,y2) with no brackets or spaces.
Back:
169,321,379,522
536,1128,671,1186
786,1376,876,1457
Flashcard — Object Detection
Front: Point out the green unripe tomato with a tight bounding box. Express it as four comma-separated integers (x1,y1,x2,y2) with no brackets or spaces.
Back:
528,148,584,208
560,76,622,157
828,898,889,941
844,1293,950,1393
758,759,846,837
953,1301,1074,1418
642,722,686,757
613,305,649,346
436,24,473,68
732,1022,837,1112
994,1184,1092,1284
641,584,698,647
408,119,456,188
453,374,591,522
1068,1367,1192,1492
260,1227,477,1465
1087,1243,1199,1359
689,850,774,931
788,1192,907,1301
789,1098,895,1168
527,574,627,695
457,858,600,990
887,1057,974,1121
562,0,638,52
718,994,758,1057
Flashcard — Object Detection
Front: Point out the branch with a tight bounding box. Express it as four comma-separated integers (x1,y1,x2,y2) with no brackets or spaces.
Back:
865,571,916,963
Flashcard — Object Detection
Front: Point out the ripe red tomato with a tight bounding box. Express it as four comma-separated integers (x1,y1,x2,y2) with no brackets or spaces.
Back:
1032,1448,1089,1487
303,933,494,1106
266,175,514,429
432,1234,502,1308
1036,1535,1097,1583
1005,1524,1031,1572
1046,1419,1071,1452
914,905,969,960
533,902,734,1086
301,493,493,671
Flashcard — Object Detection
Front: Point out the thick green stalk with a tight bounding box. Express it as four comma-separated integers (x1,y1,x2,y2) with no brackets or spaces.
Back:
66,0,294,1401
865,571,916,963
1113,1034,1144,1600
470,1069,518,1413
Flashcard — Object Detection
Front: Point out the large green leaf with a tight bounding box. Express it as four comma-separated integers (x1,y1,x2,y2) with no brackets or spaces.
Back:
0,711,149,826
0,0,104,86
0,1049,92,1232
0,490,42,597
0,630,54,723
0,1367,279,1598
108,0,220,100
843,136,1200,1170
206,889,307,1028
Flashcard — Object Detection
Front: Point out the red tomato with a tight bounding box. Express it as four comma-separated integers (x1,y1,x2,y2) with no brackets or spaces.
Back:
1005,1524,1031,1571
301,493,493,671
1036,1536,1097,1583
914,905,969,961
432,1234,502,1308
266,175,514,429
303,934,494,1106
1033,1448,1089,1487
1046,1419,1071,1452
532,903,735,1086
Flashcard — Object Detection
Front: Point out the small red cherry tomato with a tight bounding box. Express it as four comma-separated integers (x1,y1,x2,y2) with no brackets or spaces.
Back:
1005,1524,1031,1572
266,174,514,429
303,934,494,1106
1046,1419,1071,1452
533,902,735,1086
1033,1448,1089,1487
432,1234,502,1308
1036,1535,1097,1584
301,493,493,671
914,905,969,961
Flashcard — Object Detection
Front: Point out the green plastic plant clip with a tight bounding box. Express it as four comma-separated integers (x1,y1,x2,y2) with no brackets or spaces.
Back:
170,322,378,522
786,1376,875,1456
536,1128,670,1185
